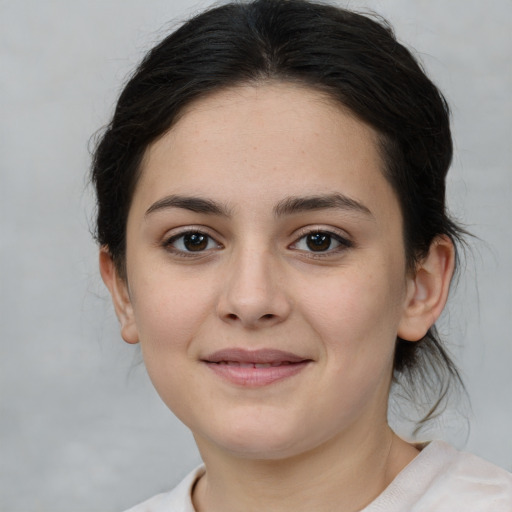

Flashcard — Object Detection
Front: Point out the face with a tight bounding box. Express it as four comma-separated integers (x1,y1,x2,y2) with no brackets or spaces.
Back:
112,83,418,460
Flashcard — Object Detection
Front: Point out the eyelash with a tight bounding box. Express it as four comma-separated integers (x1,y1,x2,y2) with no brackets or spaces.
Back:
163,228,353,258
290,228,353,258
163,229,222,257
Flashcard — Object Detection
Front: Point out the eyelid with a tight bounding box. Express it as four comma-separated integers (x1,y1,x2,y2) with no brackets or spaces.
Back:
160,225,353,258
162,226,223,256
289,226,353,255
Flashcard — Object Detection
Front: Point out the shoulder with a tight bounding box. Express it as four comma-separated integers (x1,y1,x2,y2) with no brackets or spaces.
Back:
122,466,205,512
419,441,512,511
365,441,512,512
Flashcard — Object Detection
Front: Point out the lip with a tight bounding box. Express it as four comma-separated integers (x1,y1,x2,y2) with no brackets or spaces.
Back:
201,348,312,387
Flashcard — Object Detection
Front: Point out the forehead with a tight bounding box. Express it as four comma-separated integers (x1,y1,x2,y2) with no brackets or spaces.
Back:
134,82,398,220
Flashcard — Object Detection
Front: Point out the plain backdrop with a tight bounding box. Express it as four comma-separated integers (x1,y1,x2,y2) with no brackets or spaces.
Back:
1,1,511,511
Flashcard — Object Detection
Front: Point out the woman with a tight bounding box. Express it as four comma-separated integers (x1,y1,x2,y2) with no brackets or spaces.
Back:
91,0,512,510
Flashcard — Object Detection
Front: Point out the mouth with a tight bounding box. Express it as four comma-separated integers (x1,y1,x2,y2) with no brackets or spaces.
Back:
201,349,312,387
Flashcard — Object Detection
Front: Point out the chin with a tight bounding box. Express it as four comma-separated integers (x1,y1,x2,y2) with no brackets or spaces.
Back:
194,414,320,461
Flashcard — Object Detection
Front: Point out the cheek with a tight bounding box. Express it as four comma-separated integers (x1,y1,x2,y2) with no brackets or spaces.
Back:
298,259,406,360
128,270,215,415
296,263,406,420
129,266,216,355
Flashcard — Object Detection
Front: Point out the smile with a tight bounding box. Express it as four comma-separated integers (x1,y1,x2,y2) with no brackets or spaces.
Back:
215,361,294,368
202,349,312,387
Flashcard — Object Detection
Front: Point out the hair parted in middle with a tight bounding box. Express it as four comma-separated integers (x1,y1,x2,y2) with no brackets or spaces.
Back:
91,0,466,429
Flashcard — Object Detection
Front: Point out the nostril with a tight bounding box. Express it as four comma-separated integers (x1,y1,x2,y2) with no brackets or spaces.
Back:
261,314,275,320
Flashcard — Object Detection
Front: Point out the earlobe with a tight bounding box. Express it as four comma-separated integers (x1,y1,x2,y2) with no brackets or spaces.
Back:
397,236,455,342
99,248,139,344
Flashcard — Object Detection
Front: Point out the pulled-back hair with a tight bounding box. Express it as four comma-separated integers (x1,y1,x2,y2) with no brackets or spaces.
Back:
91,0,466,429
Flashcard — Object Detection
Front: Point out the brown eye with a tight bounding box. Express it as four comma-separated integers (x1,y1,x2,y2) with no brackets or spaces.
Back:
291,230,352,255
166,231,220,254
306,232,333,252
183,232,208,251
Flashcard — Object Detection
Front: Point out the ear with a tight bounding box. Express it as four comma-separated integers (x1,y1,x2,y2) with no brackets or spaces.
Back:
398,235,455,342
99,247,139,344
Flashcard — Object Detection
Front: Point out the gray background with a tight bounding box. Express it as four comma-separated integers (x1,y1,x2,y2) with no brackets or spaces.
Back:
1,1,511,511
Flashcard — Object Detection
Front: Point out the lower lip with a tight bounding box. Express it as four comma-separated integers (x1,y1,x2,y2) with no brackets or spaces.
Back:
204,362,310,387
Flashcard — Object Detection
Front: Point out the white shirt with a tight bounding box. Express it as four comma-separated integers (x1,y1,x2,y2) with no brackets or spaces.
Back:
124,441,512,511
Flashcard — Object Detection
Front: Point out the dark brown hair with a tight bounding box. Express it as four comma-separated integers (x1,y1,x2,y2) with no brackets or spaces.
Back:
91,0,466,427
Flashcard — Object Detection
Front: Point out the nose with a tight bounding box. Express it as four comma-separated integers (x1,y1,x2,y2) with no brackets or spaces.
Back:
216,246,292,329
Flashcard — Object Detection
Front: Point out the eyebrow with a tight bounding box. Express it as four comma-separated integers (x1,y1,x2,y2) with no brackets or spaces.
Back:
273,193,373,218
145,195,232,218
145,192,373,219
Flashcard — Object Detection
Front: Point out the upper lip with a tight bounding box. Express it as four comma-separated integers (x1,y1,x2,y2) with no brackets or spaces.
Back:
202,348,310,364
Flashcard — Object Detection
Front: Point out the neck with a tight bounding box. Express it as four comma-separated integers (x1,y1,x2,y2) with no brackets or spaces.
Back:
192,425,418,512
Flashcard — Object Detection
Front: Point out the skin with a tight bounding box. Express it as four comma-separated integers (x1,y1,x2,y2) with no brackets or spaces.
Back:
100,83,455,512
